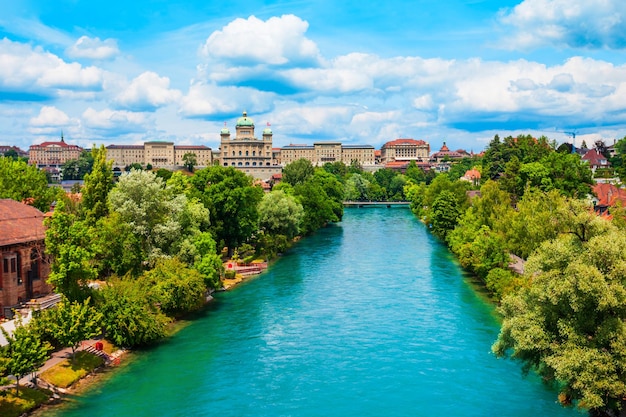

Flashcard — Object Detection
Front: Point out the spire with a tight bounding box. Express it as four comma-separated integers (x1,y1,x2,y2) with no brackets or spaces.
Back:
61,131,65,142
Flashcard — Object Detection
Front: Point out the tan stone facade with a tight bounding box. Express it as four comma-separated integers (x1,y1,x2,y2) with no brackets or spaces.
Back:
28,138,83,167
106,142,213,169
380,138,430,163
219,111,274,170
278,142,375,167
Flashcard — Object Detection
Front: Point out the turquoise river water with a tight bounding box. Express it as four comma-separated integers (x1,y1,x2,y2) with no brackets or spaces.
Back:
48,208,583,417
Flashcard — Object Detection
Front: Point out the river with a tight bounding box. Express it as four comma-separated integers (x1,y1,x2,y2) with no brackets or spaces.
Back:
48,208,582,416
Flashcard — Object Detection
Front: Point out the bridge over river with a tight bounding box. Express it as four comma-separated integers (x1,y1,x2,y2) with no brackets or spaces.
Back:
343,200,410,207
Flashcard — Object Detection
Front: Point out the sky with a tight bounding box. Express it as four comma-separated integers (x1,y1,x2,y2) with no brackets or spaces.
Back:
2,0,626,153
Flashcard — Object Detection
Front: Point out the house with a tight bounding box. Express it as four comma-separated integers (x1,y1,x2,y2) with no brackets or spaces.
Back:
582,149,610,173
0,199,52,318
460,169,481,186
592,183,626,217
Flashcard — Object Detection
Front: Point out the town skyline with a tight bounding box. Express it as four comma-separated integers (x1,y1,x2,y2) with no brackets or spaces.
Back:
2,1,626,153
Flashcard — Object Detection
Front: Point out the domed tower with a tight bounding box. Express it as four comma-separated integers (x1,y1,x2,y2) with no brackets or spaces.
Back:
220,123,231,140
219,110,273,170
263,123,273,141
235,110,255,139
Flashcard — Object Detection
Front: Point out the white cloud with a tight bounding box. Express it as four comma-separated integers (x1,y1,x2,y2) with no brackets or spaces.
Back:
30,106,72,127
28,106,79,135
116,71,182,110
201,15,320,66
66,36,120,60
499,0,626,49
179,82,274,118
0,38,105,96
82,107,149,133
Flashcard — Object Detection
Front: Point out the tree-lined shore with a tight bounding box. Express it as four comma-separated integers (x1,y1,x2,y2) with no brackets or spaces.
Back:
3,135,626,416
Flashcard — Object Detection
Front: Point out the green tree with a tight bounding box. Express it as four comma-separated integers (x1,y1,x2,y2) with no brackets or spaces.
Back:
156,168,174,182
3,148,19,160
61,150,94,180
45,198,96,301
143,258,206,317
38,297,102,362
109,169,204,262
258,190,304,239
428,190,461,241
80,145,113,224
191,166,263,256
282,158,315,186
322,161,348,178
182,153,197,172
1,318,50,394
97,277,170,347
493,227,626,414
193,232,224,290
91,211,144,278
0,157,55,211
344,173,371,201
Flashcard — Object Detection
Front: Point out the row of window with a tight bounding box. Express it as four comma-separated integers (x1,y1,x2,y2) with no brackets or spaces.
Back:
223,162,272,167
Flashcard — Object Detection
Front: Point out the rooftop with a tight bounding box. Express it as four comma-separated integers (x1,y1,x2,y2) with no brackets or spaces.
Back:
0,199,46,247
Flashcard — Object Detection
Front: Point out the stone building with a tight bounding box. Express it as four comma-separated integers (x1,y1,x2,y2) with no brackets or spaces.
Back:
106,142,213,169
380,139,430,164
278,142,375,167
219,111,281,180
28,136,83,181
0,199,51,318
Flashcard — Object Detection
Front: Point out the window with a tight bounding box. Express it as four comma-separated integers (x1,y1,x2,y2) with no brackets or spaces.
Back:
239,151,242,156
245,162,250,166
2,258,7,274
10,258,16,273
246,151,249,156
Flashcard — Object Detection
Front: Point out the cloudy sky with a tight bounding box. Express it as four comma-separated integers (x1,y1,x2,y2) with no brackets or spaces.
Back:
2,0,626,153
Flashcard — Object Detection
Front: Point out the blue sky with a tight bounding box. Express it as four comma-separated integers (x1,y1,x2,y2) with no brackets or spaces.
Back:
2,0,626,153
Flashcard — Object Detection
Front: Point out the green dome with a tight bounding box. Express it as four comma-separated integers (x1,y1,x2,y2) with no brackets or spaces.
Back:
220,127,230,134
236,110,254,127
263,127,272,135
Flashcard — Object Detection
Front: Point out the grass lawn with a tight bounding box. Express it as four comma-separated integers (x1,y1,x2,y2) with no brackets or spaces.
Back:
39,351,104,389
0,386,51,417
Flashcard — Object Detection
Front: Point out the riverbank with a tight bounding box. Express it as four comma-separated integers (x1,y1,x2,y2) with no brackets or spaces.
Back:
9,258,272,417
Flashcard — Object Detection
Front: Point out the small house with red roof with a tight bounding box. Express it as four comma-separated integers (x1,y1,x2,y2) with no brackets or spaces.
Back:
0,199,52,318
592,183,626,217
461,168,481,186
582,149,610,173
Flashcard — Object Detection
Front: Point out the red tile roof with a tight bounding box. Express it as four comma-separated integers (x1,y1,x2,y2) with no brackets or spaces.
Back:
0,199,46,247
382,139,428,147
593,183,626,207
30,141,81,149
582,149,609,167
462,169,481,180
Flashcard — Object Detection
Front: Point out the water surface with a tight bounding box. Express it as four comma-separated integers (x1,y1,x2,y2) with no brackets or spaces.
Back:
50,208,581,417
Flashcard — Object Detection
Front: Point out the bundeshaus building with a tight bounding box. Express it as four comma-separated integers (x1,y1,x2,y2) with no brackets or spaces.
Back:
218,111,281,180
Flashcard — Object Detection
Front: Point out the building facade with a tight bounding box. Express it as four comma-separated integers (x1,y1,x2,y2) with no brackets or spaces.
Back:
0,146,28,158
278,142,375,167
219,111,281,180
0,199,51,318
380,139,430,164
220,111,274,168
106,142,213,169
28,137,83,168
